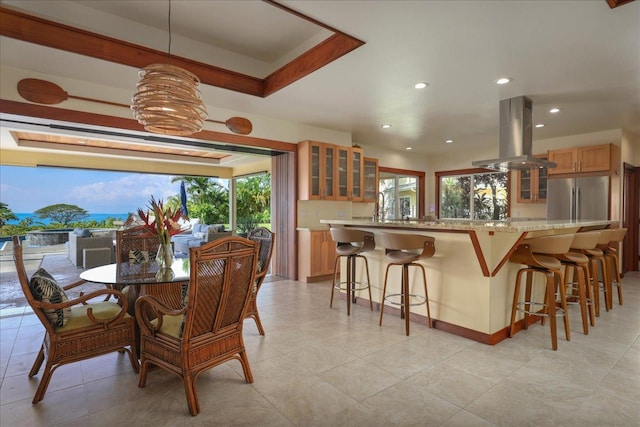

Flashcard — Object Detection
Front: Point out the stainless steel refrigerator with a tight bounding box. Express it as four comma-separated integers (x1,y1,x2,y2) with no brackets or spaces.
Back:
546,175,610,221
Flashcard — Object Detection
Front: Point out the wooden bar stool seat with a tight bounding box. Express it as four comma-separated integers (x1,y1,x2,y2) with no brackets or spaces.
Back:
378,232,435,336
329,227,375,315
509,234,572,350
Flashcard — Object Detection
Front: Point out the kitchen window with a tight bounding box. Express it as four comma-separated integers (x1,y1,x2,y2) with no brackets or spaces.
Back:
378,169,424,220
436,169,510,220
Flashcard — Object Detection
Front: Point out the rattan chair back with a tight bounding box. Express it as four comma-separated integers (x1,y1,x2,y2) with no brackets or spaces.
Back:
115,226,159,264
135,236,259,415
245,227,275,335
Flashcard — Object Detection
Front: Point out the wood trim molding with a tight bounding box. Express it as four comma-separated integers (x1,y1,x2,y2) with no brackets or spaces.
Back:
606,0,635,8
380,166,426,177
0,4,364,98
340,293,507,345
468,230,491,277
264,33,364,97
0,99,297,153
491,232,529,277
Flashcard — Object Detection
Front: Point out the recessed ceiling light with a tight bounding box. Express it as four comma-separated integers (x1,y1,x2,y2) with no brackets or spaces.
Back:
414,82,429,89
549,107,561,113
535,123,545,128
445,139,453,144
496,77,513,85
381,124,392,129
405,147,413,150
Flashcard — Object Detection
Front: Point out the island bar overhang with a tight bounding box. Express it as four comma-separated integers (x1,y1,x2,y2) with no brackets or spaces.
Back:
321,219,615,345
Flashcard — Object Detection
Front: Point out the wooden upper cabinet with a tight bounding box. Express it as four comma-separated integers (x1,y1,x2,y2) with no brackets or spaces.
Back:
580,144,611,172
516,154,548,203
548,144,615,175
336,146,350,201
363,157,379,202
298,140,336,200
299,141,373,201
547,148,577,174
323,144,336,199
351,147,364,202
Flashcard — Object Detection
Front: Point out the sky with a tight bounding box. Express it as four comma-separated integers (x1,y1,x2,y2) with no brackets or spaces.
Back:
0,165,182,214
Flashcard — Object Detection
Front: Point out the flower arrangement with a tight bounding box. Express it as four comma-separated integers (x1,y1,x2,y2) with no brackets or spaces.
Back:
137,196,185,245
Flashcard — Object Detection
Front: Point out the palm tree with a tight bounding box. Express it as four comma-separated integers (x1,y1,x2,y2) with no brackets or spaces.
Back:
170,176,229,224
0,202,18,228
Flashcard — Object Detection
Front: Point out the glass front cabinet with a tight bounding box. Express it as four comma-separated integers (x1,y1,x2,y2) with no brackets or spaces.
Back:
516,155,548,203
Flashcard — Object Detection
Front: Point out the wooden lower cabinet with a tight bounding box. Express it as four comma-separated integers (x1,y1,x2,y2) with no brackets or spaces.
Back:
297,230,337,282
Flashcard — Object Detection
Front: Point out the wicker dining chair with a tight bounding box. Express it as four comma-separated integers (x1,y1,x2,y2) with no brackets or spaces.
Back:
115,226,185,309
245,227,275,335
12,236,139,404
115,226,160,264
135,236,259,416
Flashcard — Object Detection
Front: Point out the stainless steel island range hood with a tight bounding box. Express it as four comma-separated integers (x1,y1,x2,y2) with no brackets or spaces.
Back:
472,96,556,171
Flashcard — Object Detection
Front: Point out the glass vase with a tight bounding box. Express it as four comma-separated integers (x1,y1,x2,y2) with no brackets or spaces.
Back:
155,242,175,281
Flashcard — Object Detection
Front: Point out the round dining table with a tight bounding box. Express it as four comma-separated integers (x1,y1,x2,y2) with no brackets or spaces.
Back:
80,258,191,314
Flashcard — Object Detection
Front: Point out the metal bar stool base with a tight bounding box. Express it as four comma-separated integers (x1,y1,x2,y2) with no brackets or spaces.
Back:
330,254,373,316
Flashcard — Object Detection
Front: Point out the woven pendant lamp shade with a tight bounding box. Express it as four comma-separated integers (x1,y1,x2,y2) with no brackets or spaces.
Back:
131,63,208,136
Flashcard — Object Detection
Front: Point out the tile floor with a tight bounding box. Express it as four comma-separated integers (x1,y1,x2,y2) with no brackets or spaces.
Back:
1,274,639,426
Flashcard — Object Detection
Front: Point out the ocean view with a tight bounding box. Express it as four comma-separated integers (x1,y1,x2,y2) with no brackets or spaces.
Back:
7,213,129,225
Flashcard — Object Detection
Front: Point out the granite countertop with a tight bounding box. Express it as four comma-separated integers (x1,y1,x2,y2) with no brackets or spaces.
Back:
320,218,616,232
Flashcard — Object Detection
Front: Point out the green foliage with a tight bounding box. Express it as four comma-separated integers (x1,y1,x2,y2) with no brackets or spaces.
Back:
440,176,470,218
170,174,270,227
237,216,260,235
473,173,508,220
236,174,271,224
34,204,89,226
0,202,18,228
171,176,229,224
439,172,507,220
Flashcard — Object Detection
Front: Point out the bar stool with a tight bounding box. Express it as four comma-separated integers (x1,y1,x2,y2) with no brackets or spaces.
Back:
578,233,610,316
329,227,375,315
509,234,572,350
597,228,627,307
378,232,435,336
553,231,599,335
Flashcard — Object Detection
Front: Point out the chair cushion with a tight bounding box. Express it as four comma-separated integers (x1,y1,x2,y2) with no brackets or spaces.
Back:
56,302,130,333
152,314,184,339
29,268,71,327
129,249,156,264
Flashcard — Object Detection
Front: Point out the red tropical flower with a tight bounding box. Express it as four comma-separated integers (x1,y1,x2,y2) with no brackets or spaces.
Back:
137,196,185,245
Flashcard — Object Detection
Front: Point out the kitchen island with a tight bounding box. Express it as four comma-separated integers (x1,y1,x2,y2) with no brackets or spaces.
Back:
320,218,614,344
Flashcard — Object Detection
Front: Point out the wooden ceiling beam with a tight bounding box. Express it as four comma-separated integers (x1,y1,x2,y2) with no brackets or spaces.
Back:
0,5,364,98
606,0,635,8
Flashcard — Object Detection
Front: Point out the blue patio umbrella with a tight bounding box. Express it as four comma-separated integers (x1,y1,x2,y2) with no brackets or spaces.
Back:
180,181,189,219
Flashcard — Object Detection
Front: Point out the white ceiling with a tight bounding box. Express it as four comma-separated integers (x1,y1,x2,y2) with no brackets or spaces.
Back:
1,0,639,160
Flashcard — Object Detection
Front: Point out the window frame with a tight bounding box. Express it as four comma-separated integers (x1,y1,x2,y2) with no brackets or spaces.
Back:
435,168,512,220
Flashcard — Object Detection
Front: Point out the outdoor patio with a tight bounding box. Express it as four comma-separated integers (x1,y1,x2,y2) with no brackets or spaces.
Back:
0,241,105,312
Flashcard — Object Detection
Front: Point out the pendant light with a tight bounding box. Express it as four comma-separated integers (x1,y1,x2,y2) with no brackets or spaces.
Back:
131,0,207,136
